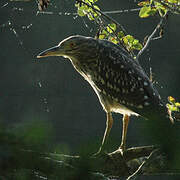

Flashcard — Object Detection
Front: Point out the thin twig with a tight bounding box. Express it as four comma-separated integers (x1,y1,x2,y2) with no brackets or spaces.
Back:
103,8,141,14
136,16,166,60
127,149,160,180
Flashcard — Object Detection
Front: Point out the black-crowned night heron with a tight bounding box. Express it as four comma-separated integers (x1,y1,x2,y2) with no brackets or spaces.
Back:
37,35,172,154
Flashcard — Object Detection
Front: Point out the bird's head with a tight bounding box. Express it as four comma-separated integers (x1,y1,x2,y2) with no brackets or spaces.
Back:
37,35,99,61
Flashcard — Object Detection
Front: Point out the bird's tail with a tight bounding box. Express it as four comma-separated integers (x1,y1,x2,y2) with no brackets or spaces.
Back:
140,103,179,165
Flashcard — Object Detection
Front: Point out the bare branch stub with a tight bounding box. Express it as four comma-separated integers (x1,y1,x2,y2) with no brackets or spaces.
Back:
137,15,167,60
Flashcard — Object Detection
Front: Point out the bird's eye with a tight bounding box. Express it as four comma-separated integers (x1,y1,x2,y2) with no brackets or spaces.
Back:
69,42,76,48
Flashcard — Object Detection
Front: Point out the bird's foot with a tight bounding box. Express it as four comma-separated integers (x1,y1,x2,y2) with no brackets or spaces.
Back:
118,147,125,156
119,144,126,155
109,146,126,156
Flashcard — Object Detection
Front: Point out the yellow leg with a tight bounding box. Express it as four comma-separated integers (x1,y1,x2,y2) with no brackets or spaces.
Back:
119,114,129,152
96,112,113,154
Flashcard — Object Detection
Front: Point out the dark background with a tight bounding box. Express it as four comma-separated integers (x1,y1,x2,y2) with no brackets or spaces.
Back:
0,0,179,155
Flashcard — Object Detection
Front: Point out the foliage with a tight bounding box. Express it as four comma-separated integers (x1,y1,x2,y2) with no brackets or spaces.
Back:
138,0,180,18
75,0,180,56
167,96,180,112
1,0,179,179
75,0,143,53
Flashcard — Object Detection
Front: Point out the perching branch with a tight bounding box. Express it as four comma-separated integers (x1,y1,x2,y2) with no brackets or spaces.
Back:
127,149,161,180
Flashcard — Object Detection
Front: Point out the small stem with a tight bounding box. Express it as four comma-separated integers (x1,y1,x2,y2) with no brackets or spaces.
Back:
137,15,166,60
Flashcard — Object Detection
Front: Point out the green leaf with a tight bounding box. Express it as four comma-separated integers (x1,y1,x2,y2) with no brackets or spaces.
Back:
122,36,129,45
99,34,105,39
77,5,89,17
167,0,178,3
125,35,134,43
99,30,108,39
94,5,100,11
148,7,157,16
133,42,143,50
139,6,152,18
132,38,143,50
168,96,176,104
154,1,169,16
167,104,179,112
107,23,116,33
77,9,86,16
87,5,100,19
175,102,180,107
117,31,125,38
108,36,119,44
167,96,180,112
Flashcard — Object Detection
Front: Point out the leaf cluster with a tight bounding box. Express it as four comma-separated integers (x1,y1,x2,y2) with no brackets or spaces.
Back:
75,0,100,20
166,96,180,112
99,26,143,51
75,0,143,53
138,0,180,18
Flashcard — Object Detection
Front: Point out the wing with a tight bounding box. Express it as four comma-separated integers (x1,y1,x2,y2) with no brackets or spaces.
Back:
95,39,166,118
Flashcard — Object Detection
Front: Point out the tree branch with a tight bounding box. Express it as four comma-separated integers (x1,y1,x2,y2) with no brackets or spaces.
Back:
137,16,166,60
127,149,160,180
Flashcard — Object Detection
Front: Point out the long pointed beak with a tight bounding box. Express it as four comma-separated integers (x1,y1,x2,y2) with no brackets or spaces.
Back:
37,45,61,58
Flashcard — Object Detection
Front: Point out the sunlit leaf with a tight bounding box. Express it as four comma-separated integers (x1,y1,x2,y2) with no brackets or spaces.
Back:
168,96,176,104
99,30,108,39
99,34,105,39
133,42,143,50
167,96,180,112
122,36,129,45
94,5,100,11
148,7,157,16
109,36,119,44
139,6,152,18
167,104,179,112
107,23,116,33
175,102,180,107
167,0,178,3
117,31,125,38
77,9,86,16
125,35,134,43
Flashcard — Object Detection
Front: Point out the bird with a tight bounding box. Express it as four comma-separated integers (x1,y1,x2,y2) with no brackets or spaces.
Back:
37,35,172,155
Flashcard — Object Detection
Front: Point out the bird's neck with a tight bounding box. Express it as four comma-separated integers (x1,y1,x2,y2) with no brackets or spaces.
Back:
69,56,99,79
